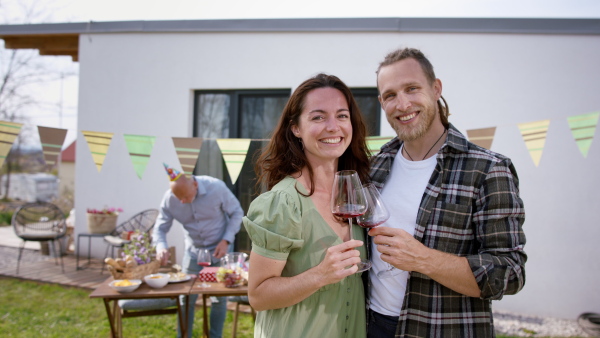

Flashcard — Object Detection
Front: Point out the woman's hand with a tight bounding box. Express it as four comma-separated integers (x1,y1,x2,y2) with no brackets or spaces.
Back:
313,239,363,287
247,239,363,311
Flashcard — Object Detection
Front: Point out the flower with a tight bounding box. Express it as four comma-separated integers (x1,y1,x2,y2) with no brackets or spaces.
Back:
86,207,123,215
121,230,156,265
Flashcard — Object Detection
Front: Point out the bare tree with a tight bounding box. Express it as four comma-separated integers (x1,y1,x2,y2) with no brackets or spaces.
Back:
0,0,78,200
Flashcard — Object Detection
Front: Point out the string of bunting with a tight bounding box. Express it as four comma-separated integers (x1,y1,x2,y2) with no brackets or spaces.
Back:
1,110,598,183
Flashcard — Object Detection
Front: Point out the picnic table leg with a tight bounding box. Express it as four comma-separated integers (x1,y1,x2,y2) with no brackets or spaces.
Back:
113,299,123,338
203,294,210,338
102,299,118,338
178,295,189,338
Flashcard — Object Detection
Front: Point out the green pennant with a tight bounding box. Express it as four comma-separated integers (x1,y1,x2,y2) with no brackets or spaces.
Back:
124,134,156,179
366,136,394,156
567,112,599,158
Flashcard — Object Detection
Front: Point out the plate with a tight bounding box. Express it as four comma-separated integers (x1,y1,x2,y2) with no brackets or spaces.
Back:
109,279,142,293
168,274,191,283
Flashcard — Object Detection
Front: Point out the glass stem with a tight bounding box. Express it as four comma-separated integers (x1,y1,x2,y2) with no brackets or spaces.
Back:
349,218,354,240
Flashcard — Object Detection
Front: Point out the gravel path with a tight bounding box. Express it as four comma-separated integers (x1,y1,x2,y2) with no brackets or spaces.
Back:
0,245,51,270
0,245,594,337
494,310,592,337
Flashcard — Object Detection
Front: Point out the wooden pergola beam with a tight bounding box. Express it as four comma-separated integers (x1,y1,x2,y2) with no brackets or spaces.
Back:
1,34,79,62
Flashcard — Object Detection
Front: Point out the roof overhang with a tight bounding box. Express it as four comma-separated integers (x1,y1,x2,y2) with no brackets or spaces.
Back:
1,17,599,63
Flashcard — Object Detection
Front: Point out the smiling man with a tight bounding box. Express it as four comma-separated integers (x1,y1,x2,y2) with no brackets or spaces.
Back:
367,48,527,337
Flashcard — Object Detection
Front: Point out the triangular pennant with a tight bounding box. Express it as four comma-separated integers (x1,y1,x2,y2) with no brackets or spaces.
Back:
567,111,600,158
0,121,23,168
172,137,203,175
366,136,394,156
82,130,114,172
216,138,251,184
123,134,156,179
518,120,550,166
467,127,496,150
37,126,68,167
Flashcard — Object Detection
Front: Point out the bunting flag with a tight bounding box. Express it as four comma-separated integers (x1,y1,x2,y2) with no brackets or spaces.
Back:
366,136,394,156
567,111,600,158
216,138,251,184
37,126,68,167
172,137,203,175
518,120,550,166
0,121,23,168
82,130,114,172
467,127,496,150
123,134,156,179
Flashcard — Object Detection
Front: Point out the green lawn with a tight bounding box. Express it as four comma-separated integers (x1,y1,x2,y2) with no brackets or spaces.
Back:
0,277,254,337
0,276,582,338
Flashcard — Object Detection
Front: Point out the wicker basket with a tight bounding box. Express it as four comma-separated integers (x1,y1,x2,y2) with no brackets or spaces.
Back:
87,213,118,234
107,260,160,280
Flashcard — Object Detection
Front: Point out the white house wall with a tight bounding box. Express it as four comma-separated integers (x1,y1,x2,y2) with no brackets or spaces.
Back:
75,30,600,319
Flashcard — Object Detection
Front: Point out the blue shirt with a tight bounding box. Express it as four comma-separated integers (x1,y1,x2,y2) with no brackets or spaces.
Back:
153,176,244,253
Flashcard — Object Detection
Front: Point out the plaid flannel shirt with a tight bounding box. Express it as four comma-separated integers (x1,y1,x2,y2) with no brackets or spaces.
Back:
369,123,526,338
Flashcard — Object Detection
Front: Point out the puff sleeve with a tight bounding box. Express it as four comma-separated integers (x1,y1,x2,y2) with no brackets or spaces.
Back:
243,190,304,261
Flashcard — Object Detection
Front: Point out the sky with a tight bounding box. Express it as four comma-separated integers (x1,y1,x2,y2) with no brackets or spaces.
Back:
3,0,600,148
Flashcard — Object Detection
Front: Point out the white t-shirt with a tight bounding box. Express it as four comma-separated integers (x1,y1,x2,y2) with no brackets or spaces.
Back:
369,146,437,316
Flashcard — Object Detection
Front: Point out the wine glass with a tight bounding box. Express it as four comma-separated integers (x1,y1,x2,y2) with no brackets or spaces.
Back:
357,183,401,278
330,170,370,272
197,249,212,288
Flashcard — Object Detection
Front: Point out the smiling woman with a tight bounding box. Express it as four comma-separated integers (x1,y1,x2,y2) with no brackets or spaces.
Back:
242,73,371,338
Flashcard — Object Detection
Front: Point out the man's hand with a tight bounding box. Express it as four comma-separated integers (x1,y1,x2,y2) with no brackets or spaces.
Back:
369,226,481,297
156,248,170,266
213,239,230,259
369,226,430,273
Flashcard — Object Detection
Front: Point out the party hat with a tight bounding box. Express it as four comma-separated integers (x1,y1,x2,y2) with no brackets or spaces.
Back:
163,163,183,181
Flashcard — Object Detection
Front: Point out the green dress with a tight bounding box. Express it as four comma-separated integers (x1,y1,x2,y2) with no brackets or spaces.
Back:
243,176,367,338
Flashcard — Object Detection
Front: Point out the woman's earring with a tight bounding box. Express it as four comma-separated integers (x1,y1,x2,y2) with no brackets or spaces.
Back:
298,138,304,150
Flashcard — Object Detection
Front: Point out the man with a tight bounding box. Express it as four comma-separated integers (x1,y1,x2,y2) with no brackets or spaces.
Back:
154,164,243,338
367,48,526,337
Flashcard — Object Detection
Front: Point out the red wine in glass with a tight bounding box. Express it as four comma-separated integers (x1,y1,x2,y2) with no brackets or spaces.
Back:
357,183,400,278
197,249,212,266
330,170,370,272
356,220,386,229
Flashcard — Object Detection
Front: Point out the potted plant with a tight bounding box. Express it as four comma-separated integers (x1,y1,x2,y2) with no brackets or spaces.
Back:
86,207,122,234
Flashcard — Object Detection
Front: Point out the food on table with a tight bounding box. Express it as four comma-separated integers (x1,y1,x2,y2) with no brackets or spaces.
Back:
216,267,244,288
114,279,133,287
169,272,187,281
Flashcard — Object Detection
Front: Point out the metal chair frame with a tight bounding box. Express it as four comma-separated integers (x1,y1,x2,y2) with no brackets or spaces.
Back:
12,201,68,274
102,209,159,272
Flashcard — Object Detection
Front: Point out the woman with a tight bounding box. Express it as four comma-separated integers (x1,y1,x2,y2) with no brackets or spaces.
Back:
243,73,371,337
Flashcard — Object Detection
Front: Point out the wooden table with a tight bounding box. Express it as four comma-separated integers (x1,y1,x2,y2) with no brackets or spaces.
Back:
190,281,249,338
90,277,195,338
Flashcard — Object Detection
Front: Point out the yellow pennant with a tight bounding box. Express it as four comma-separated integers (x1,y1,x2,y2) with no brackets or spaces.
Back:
0,121,23,168
216,138,251,184
82,130,114,172
518,120,550,166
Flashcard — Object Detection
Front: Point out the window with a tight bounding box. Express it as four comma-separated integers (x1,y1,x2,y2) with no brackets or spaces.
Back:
193,88,380,252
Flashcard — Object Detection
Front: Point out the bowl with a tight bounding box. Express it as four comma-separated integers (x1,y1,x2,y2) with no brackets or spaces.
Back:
109,279,142,293
144,273,170,288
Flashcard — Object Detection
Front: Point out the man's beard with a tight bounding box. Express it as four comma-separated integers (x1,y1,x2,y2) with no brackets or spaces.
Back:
392,104,436,142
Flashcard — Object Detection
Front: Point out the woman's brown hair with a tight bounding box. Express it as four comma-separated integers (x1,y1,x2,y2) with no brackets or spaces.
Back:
255,73,370,195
